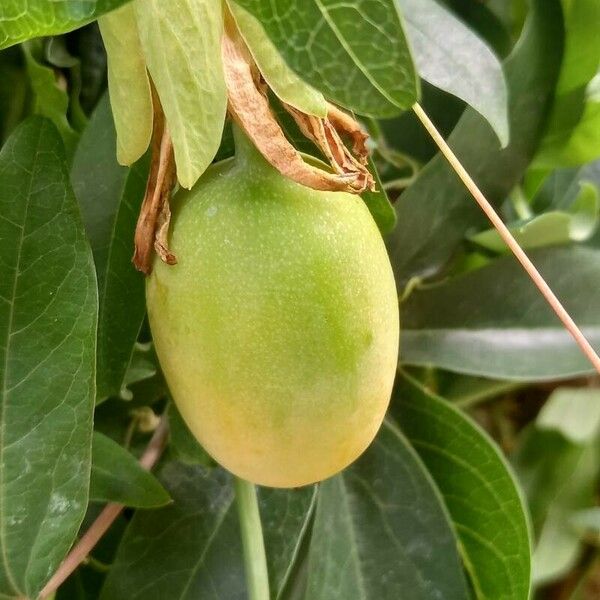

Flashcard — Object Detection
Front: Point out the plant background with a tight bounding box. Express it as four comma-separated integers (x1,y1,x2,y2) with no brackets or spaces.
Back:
0,0,599,599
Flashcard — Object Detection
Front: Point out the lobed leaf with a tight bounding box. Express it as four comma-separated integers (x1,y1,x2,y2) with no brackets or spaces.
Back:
0,117,97,598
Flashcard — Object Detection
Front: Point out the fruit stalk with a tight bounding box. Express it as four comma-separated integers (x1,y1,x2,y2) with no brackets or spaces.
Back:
234,478,270,600
413,102,600,375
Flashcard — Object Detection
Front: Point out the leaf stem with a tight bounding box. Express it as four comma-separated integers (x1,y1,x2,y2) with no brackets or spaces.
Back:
412,102,600,375
38,415,170,599
234,477,270,600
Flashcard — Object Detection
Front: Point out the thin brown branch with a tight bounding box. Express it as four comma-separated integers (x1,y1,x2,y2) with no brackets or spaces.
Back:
38,416,170,599
412,102,600,375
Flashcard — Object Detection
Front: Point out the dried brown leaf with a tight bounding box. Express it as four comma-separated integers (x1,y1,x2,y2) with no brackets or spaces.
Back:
154,192,177,266
283,104,375,192
133,88,177,274
326,102,370,161
221,21,364,193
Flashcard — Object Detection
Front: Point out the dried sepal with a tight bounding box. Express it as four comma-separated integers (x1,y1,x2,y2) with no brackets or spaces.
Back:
283,103,375,192
133,89,177,274
153,177,177,267
326,103,370,161
221,19,369,194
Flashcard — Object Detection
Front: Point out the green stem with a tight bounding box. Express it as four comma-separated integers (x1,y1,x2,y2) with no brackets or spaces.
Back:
453,381,525,409
234,477,270,600
231,122,269,169
510,187,533,220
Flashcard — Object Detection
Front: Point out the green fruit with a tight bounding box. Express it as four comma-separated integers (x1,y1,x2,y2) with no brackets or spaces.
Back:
147,129,399,488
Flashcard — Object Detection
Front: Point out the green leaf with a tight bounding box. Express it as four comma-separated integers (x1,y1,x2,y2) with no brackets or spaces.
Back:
99,3,153,165
135,0,227,189
361,157,397,234
533,0,600,168
0,48,29,143
75,23,110,116
547,87,600,167
393,373,532,600
555,0,600,94
305,420,470,599
71,94,148,402
118,342,157,400
101,461,316,600
167,402,213,467
535,387,600,444
434,371,523,408
0,0,132,50
470,181,599,252
56,510,129,600
90,432,171,508
512,414,599,585
514,429,583,528
535,78,600,169
22,39,79,158
439,0,513,59
398,0,509,146
387,0,563,288
100,462,245,600
228,1,327,118
260,486,317,599
401,246,600,380
44,37,88,133
570,507,600,539
533,158,600,217
535,482,598,587
0,118,97,598
233,0,419,118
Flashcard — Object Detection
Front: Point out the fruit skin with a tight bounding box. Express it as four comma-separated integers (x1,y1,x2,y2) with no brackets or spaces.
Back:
147,133,399,487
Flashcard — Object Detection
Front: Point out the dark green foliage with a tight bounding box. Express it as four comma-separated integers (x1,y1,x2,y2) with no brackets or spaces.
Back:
1,2,599,599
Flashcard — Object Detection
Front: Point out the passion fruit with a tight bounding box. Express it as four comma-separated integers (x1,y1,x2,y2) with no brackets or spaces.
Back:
147,128,399,487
